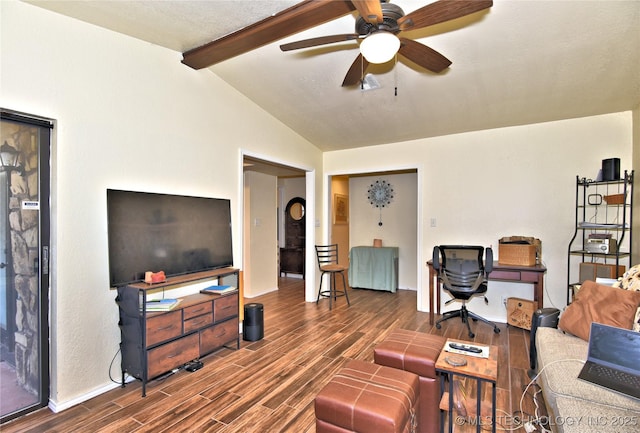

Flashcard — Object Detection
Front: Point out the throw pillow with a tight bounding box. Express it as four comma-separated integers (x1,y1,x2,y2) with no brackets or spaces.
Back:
558,280,640,341
612,264,640,332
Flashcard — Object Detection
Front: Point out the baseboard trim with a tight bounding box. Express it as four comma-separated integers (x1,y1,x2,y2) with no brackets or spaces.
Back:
48,376,136,413
243,287,278,298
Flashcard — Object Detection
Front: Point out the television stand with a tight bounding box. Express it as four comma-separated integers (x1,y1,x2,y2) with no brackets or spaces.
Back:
116,268,240,396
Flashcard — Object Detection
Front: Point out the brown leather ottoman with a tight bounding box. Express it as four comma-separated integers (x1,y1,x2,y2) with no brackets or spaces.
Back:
315,359,419,433
374,329,446,433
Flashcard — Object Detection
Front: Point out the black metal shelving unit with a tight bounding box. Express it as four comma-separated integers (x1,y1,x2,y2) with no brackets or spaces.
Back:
567,170,633,304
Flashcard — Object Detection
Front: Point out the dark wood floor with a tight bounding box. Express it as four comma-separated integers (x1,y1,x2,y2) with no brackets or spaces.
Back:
1,277,548,432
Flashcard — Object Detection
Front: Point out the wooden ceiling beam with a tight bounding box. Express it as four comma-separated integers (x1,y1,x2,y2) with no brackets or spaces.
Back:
182,0,356,69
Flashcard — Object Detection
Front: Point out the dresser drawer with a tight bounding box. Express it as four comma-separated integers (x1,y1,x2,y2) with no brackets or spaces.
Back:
183,301,212,320
146,310,182,347
147,333,199,378
488,270,520,281
184,313,214,333
214,294,238,322
200,318,238,354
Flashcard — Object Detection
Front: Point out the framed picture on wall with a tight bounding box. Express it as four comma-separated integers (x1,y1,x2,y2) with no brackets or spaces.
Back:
334,194,349,224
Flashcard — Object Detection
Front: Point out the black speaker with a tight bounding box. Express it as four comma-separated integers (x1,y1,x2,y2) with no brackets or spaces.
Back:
243,303,264,341
602,158,620,181
528,308,560,377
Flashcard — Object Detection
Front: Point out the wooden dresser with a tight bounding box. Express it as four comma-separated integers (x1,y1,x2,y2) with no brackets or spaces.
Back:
116,268,240,396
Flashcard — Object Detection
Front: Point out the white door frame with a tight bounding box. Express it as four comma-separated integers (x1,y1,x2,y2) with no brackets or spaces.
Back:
239,150,317,303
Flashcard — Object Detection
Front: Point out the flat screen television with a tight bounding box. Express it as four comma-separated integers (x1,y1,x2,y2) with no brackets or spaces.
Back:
107,189,233,288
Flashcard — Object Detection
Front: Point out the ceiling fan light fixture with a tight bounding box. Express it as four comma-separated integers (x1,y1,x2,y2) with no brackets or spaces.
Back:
359,31,400,64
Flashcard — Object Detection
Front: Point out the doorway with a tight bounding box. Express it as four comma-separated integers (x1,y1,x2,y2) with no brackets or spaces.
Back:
281,196,306,278
242,154,311,298
326,169,420,306
0,111,51,423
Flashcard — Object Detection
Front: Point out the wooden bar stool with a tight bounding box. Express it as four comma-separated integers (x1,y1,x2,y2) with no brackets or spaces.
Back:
315,244,350,310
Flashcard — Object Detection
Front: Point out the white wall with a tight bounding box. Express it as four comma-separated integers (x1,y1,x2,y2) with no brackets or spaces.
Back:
280,178,306,207
349,172,418,289
325,112,633,321
330,176,350,266
245,171,278,297
1,0,322,410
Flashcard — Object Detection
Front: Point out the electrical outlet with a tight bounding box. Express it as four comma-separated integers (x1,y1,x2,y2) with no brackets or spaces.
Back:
501,295,508,308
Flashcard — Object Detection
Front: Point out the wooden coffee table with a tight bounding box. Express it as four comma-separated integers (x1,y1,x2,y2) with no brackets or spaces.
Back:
435,339,499,433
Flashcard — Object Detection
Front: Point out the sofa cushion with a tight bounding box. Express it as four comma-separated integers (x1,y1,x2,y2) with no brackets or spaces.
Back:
613,264,640,332
535,327,640,425
553,397,640,433
558,280,640,341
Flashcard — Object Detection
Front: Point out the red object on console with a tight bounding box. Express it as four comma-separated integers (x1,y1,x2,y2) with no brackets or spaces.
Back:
150,271,166,284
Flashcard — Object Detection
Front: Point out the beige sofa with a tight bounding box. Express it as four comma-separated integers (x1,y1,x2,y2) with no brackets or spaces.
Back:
536,327,639,433
535,272,640,433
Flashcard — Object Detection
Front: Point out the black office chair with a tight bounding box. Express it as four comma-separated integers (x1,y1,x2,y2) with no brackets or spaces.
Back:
315,244,350,310
433,245,501,338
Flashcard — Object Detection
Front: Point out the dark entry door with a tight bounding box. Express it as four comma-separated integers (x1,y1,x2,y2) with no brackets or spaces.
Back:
0,111,51,423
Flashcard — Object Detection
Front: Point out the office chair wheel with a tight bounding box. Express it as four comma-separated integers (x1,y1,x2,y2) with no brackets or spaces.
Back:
468,331,475,338
435,323,442,330
494,327,501,334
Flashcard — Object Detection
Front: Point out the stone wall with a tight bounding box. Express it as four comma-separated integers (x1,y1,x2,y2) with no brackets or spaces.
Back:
2,122,40,394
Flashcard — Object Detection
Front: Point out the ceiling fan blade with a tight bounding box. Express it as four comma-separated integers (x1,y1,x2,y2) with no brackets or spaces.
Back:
351,0,383,24
398,38,451,73
342,54,370,86
397,0,493,32
281,34,360,51
182,0,355,69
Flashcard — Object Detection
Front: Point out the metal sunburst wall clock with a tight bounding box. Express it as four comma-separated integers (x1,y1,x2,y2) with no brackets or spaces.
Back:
367,179,394,226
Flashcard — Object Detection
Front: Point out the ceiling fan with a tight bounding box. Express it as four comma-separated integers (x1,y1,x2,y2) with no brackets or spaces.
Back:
281,0,493,86
182,0,492,86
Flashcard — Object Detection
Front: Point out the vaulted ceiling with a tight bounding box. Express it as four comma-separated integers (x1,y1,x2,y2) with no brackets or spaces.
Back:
27,1,640,152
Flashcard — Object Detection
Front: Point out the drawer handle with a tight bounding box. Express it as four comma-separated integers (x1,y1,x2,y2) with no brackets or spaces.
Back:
221,306,233,310
191,319,205,326
216,329,227,337
158,325,175,331
190,307,205,314
167,353,179,359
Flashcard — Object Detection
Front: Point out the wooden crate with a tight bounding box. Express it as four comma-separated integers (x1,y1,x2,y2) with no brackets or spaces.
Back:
498,236,541,266
498,244,537,266
507,298,538,330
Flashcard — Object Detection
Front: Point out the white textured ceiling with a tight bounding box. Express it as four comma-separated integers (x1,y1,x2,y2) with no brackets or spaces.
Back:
26,1,640,152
